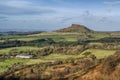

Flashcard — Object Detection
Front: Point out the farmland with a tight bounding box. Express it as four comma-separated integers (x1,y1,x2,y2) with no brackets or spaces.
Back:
0,48,116,73
0,24,120,80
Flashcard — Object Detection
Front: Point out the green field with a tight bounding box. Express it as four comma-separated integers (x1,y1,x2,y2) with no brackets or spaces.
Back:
43,54,83,60
0,58,28,73
0,46,40,54
0,40,4,42
0,32,114,42
0,32,79,42
17,54,84,65
82,49,116,59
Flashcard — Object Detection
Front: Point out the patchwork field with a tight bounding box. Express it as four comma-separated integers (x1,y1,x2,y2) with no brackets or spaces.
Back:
0,33,79,42
0,24,120,79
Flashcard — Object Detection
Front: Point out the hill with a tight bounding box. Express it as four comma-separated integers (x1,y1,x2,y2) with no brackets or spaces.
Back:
55,24,93,33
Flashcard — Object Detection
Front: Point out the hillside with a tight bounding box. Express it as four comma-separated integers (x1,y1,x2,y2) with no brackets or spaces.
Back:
55,24,93,33
2,51,120,80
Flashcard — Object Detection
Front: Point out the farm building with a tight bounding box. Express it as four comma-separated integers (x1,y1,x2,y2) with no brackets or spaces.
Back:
16,54,33,59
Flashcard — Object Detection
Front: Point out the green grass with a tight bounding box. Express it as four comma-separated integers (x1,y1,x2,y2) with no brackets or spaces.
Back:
0,40,4,42
1,35,77,42
26,59,54,65
0,46,40,54
43,54,83,60
28,32,80,36
25,54,84,65
82,49,116,59
1,31,118,42
0,58,28,73
88,42,103,45
1,31,120,42
0,32,81,42
26,54,84,65
0,31,88,42
0,58,51,73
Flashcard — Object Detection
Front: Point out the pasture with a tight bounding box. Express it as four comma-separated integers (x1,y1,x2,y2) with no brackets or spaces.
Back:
0,46,40,54
0,58,28,73
82,49,116,59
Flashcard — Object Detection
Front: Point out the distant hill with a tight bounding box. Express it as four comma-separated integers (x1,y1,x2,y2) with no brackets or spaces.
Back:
55,24,93,33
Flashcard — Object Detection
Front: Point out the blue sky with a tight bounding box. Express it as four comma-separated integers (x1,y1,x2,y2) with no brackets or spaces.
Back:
0,0,120,31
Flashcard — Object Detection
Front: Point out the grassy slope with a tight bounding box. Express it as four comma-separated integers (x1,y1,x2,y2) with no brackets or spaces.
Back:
0,48,116,73
0,31,119,44
0,58,28,73
0,33,78,42
0,46,40,54
82,49,116,59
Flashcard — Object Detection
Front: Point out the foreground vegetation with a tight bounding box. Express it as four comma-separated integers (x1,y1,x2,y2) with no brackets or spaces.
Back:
1,51,120,80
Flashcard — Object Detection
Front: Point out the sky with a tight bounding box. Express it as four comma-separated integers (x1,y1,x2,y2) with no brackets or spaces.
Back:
0,0,120,31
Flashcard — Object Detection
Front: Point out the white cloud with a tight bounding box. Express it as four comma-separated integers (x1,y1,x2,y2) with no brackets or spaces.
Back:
104,1,120,5
0,0,56,15
4,0,32,8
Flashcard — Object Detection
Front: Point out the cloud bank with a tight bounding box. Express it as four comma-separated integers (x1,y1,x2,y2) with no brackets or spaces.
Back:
0,0,120,31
